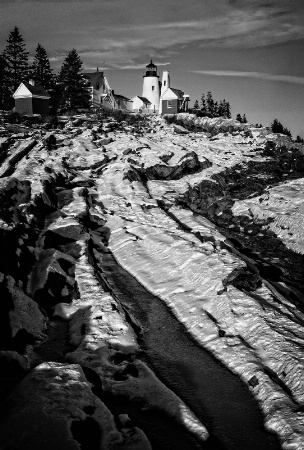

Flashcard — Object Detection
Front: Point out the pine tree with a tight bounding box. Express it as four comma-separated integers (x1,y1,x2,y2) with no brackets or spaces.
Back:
3,27,29,107
217,100,225,117
242,114,247,123
200,93,207,113
31,44,55,90
58,49,91,111
282,127,292,137
236,113,242,122
213,101,219,117
223,100,231,119
271,118,291,137
0,55,10,110
206,91,214,115
271,118,283,133
193,99,199,109
31,44,58,113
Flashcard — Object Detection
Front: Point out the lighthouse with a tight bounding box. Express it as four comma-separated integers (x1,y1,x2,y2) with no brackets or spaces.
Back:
142,60,160,113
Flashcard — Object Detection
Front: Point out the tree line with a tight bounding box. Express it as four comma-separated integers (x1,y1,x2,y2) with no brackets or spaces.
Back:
193,92,252,124
271,119,303,143
192,97,302,142
0,27,91,113
193,91,231,118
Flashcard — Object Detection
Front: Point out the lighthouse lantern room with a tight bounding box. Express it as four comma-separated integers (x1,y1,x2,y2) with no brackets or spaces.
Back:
142,60,160,113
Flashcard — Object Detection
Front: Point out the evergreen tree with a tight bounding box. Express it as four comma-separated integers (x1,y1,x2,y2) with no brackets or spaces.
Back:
217,100,225,117
200,93,207,113
282,127,292,137
271,118,283,133
58,49,91,111
31,43,58,113
3,27,29,107
206,91,214,115
31,44,55,90
236,113,248,123
0,55,10,110
193,99,199,109
213,101,219,117
223,100,231,119
295,135,304,144
271,118,291,137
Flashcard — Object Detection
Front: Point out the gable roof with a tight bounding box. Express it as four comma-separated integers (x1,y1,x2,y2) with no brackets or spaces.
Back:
170,88,184,98
161,87,184,100
84,71,105,88
137,96,151,104
20,82,51,98
113,94,132,102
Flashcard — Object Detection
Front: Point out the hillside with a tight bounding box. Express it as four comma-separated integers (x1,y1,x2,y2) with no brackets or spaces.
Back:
0,111,304,450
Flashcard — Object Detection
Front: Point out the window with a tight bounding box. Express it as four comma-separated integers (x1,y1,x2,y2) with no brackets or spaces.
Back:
152,86,155,91
164,80,166,86
167,100,172,108
96,82,99,90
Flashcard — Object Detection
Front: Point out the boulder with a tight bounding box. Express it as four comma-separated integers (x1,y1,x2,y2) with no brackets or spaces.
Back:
173,124,190,135
0,177,31,223
0,275,46,352
28,248,77,310
0,138,37,177
0,362,152,450
0,137,11,156
43,133,56,149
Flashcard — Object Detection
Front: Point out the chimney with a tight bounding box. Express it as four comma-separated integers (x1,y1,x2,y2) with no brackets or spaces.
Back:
29,79,35,86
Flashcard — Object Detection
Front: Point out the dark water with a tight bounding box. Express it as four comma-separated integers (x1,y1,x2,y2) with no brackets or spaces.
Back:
100,250,280,450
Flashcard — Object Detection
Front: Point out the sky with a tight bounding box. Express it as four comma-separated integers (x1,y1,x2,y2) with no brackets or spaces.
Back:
1,0,304,137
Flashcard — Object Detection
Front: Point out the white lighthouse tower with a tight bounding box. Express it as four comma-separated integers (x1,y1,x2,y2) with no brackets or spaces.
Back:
142,60,160,113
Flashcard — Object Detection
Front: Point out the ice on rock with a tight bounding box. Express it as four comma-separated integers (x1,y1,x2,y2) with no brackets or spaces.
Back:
1,112,304,449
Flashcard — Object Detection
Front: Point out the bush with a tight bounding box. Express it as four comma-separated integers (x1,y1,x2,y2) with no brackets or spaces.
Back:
95,108,127,122
163,114,177,124
6,112,23,124
128,113,145,125
95,108,145,126
42,114,59,129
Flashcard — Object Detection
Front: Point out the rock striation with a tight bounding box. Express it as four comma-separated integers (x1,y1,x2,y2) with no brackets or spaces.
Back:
0,111,303,449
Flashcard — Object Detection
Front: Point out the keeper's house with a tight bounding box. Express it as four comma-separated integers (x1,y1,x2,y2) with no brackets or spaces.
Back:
113,93,133,110
13,80,50,115
129,96,151,113
160,87,190,115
